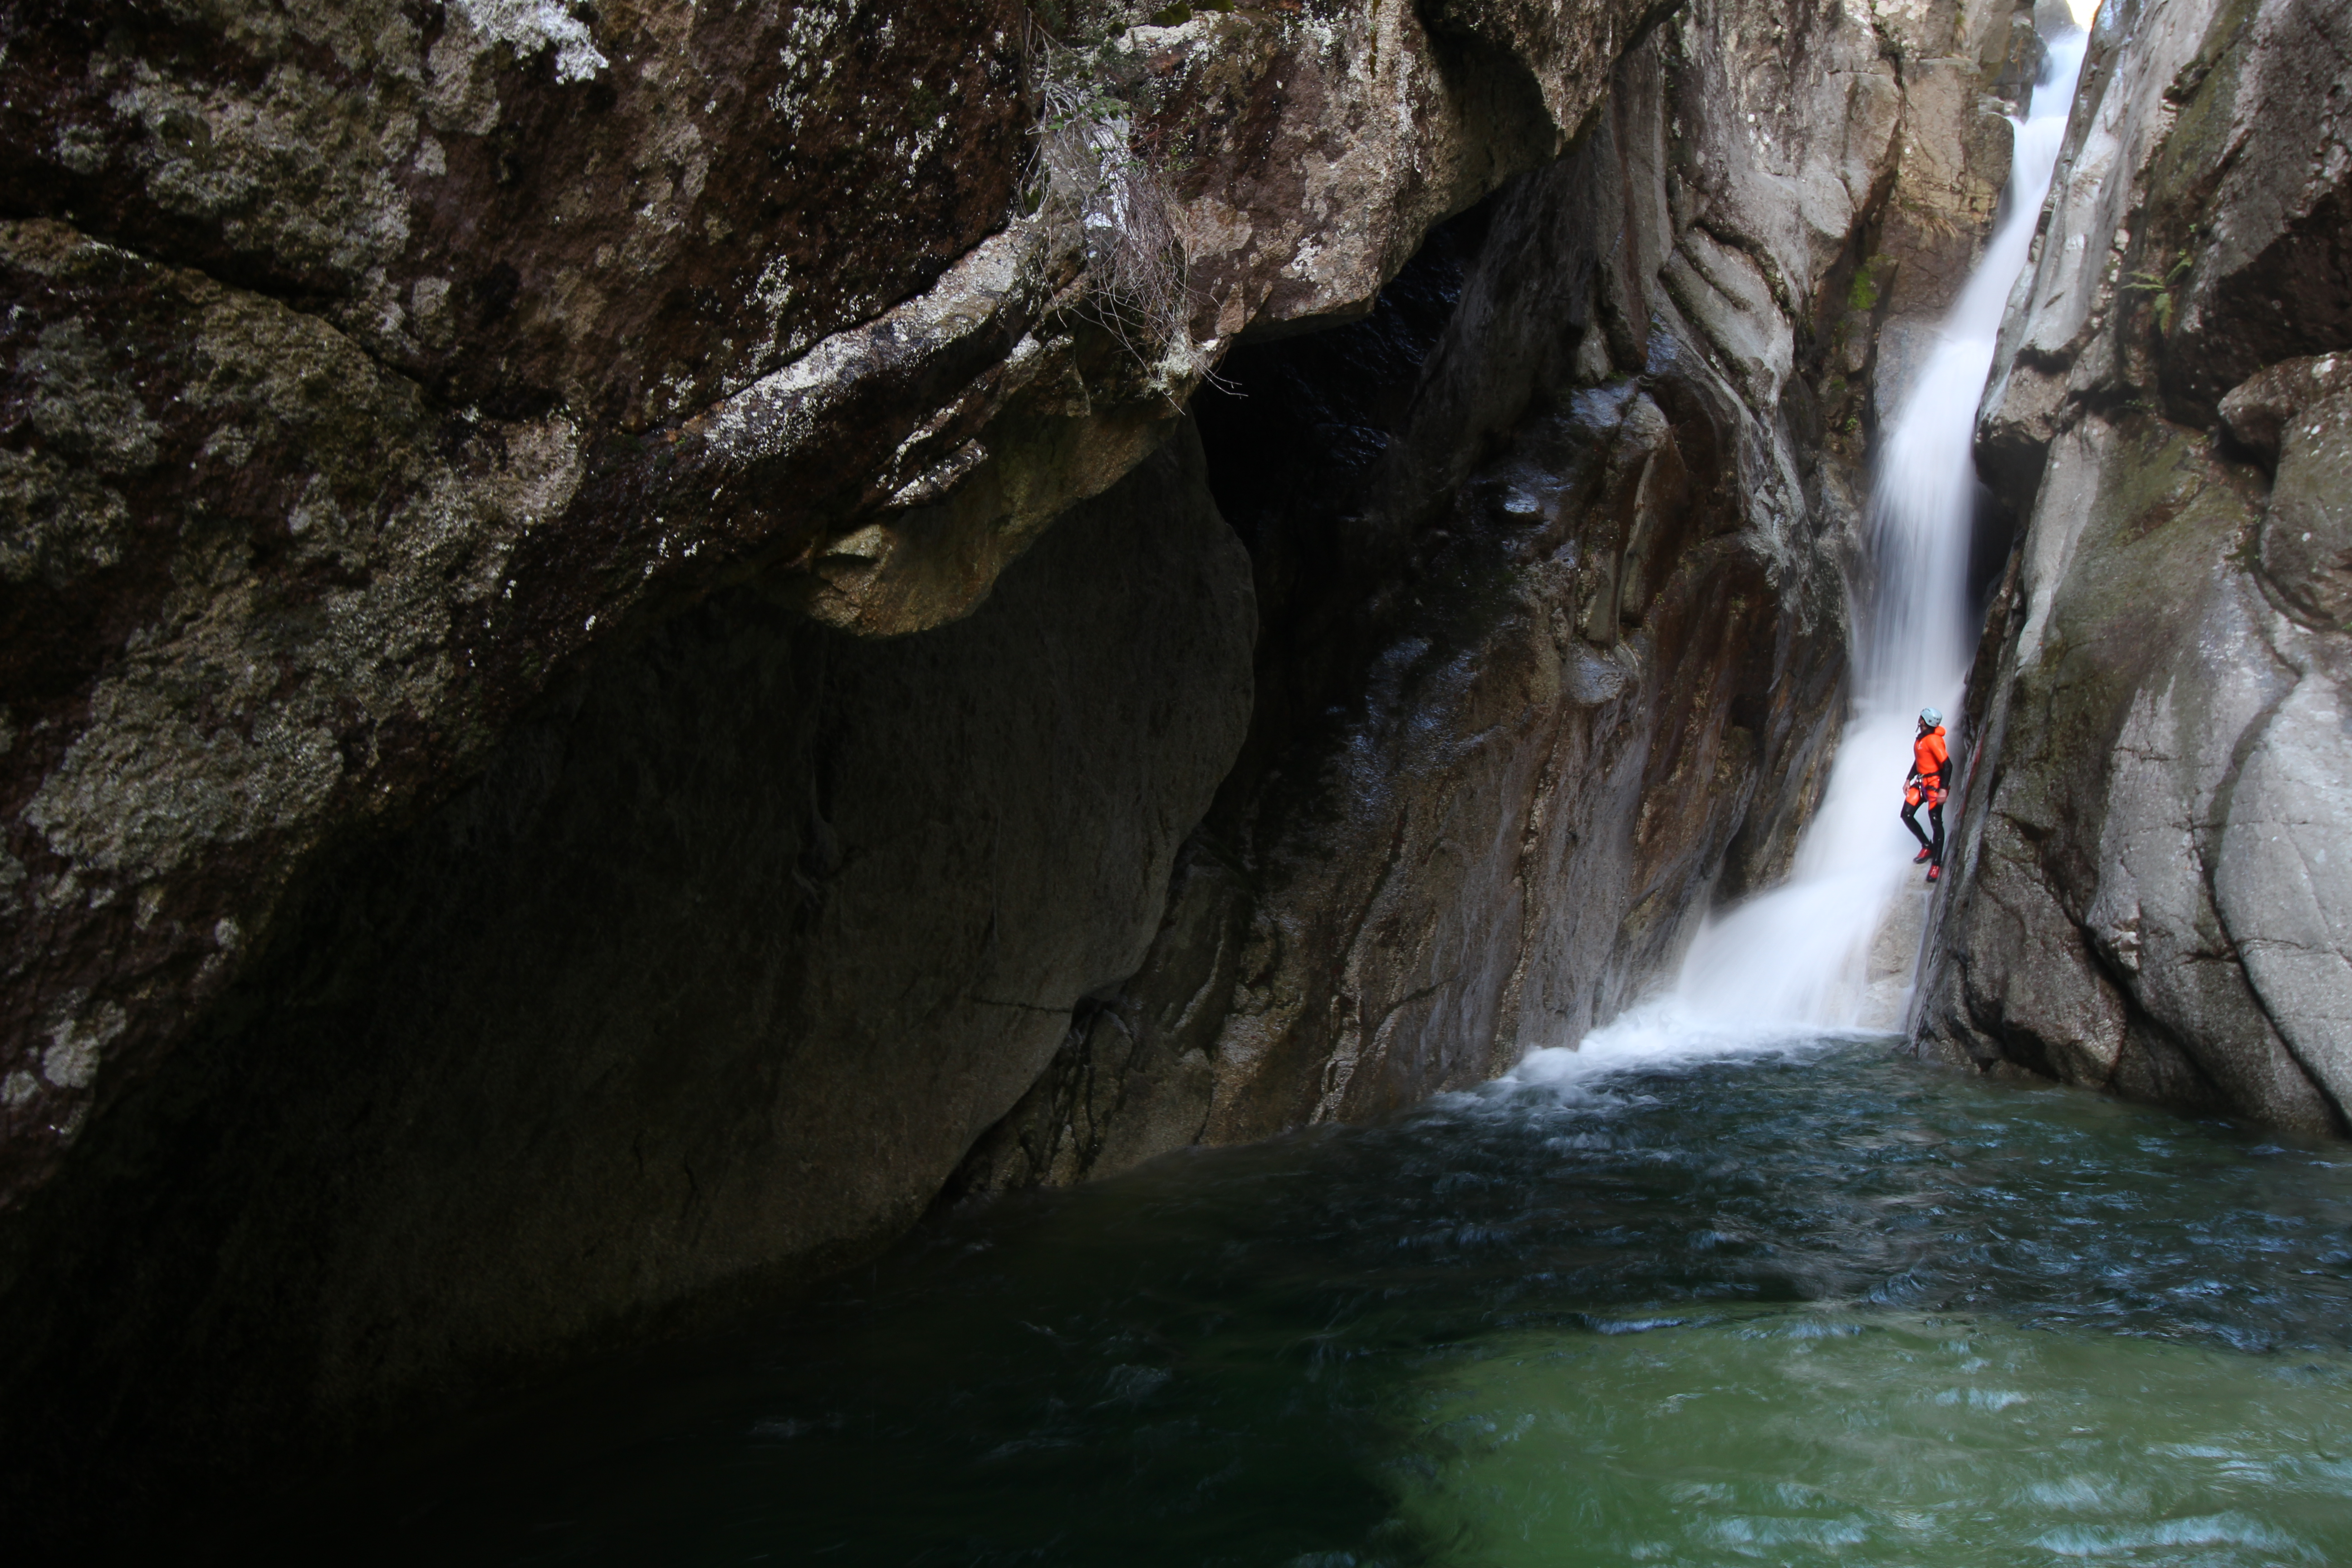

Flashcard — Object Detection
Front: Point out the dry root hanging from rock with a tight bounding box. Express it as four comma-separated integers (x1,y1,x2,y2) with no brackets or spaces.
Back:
1026,37,1202,393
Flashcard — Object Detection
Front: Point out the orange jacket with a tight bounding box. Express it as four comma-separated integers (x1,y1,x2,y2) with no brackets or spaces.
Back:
1909,726,1948,801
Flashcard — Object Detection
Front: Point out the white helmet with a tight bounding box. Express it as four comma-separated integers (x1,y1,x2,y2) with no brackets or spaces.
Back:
1920,707,1943,727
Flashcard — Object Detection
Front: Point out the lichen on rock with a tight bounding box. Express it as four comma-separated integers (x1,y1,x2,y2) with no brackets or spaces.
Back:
446,0,610,83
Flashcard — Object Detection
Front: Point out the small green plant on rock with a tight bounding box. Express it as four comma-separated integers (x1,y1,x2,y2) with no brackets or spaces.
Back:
1847,257,1891,314
2123,231,2197,333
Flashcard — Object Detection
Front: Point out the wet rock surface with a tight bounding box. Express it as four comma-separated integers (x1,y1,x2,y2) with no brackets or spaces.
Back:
1915,0,2352,1133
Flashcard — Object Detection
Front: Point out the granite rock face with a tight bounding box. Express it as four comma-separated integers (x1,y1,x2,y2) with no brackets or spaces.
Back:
960,0,2043,1190
0,0,1664,1214
1864,0,2044,419
1914,0,2352,1133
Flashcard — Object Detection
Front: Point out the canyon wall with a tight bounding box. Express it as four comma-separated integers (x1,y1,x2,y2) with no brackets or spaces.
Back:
0,0,2039,1543
1914,0,2352,1135
962,0,2043,1187
0,0,1690,1215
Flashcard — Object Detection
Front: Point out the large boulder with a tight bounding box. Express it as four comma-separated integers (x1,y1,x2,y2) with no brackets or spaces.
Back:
0,0,1660,1218
0,424,1255,1543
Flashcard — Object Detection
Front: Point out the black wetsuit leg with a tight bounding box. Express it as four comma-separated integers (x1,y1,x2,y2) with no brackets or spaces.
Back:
1901,797,1932,850
1926,799,1945,867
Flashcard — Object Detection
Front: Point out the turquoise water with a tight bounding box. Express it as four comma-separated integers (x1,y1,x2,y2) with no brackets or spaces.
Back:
312,1034,2352,1566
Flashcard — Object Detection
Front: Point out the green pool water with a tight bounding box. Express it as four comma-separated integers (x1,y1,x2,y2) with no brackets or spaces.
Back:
299,1028,2352,1566
1399,1311,2352,1564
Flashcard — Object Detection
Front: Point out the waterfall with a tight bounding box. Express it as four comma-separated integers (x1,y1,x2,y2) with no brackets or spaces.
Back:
1665,30,2091,1031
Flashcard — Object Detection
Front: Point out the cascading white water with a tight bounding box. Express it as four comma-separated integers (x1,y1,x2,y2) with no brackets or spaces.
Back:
1666,30,2090,1031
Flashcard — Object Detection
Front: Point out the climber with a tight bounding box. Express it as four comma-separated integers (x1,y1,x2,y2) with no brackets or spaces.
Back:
1903,706,1949,882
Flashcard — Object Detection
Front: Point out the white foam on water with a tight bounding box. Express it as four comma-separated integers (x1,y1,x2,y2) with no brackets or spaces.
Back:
1608,33,2092,1043
1512,1000,1847,1090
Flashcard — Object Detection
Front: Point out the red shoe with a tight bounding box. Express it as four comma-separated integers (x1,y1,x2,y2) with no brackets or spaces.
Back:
1913,848,1932,864
1926,864,1941,883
